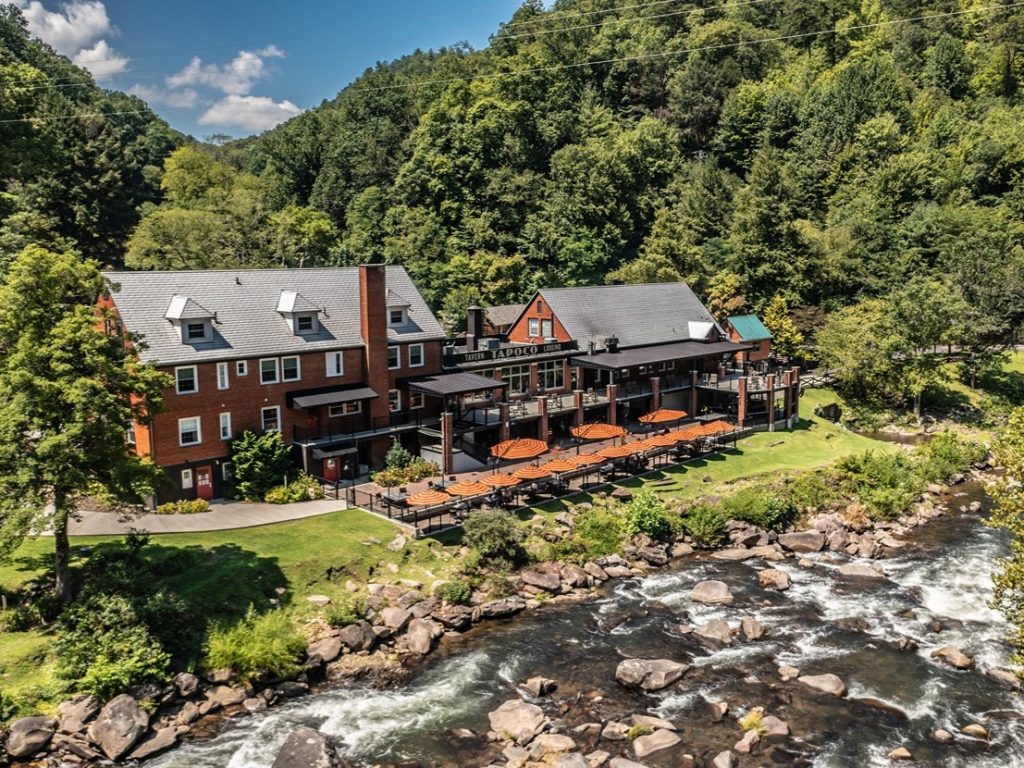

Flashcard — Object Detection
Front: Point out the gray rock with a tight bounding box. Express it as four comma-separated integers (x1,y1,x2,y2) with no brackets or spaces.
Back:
172,672,200,698
758,569,791,591
530,733,577,758
600,721,630,741
712,751,735,768
931,646,974,670
381,606,413,630
631,714,677,731
761,715,790,737
308,636,344,663
127,727,178,761
488,699,547,744
584,562,609,581
694,619,734,646
672,543,695,558
521,676,557,698
836,562,886,580
690,579,734,605
561,563,591,588
404,617,442,655
987,668,1022,690
638,546,669,566
609,759,650,768
778,665,800,681
615,658,689,690
798,673,848,697
553,754,589,768
475,596,527,619
6,716,56,759
735,728,760,754
778,531,825,552
604,565,634,578
87,694,149,760
712,548,757,561
271,727,339,768
387,534,408,552
337,620,375,651
632,729,680,758
740,616,766,641
57,695,100,734
205,685,247,708
306,594,332,607
521,570,562,592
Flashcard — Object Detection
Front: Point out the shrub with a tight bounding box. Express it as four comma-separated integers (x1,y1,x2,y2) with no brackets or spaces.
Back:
622,490,671,538
204,606,306,683
264,472,325,504
572,506,624,558
739,709,765,733
371,458,439,488
720,488,796,531
681,504,727,547
156,498,210,515
915,431,986,483
436,580,473,605
784,472,835,512
463,509,527,567
385,439,414,469
325,596,366,628
627,724,653,741
838,450,924,520
230,430,293,501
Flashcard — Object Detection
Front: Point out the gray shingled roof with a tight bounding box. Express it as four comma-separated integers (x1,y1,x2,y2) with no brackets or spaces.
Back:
537,282,722,350
486,303,526,328
104,266,444,366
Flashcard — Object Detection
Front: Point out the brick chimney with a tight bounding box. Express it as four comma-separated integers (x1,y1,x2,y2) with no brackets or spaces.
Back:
359,264,390,425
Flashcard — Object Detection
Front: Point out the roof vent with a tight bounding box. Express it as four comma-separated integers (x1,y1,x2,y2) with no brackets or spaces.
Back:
604,336,619,353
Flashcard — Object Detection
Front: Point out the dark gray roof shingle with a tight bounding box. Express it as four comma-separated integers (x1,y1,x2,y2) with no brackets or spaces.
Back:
105,266,443,366
486,303,527,328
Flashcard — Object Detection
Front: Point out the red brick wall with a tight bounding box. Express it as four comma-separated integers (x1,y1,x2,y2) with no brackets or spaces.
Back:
727,326,771,363
506,293,572,344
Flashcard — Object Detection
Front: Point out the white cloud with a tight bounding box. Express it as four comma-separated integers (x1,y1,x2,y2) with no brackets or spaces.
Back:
14,0,129,80
198,95,302,132
127,83,198,109
167,46,285,96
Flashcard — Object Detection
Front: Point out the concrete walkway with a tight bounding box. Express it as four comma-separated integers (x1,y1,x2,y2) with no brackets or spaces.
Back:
70,498,347,536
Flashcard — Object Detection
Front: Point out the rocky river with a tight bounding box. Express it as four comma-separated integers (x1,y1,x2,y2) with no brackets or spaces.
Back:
151,482,1023,768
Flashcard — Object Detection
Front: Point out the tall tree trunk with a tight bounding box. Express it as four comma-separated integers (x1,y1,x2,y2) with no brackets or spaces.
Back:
52,495,72,605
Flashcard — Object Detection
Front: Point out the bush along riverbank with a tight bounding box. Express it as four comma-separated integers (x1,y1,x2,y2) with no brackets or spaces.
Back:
3,434,1014,767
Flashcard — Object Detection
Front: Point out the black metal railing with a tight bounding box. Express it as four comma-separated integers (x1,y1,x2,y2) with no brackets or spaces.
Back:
293,410,433,444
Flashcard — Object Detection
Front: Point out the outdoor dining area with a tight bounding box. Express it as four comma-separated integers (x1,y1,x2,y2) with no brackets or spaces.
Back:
357,410,741,534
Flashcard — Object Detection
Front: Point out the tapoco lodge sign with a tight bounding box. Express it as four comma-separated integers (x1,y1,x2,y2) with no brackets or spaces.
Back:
444,340,577,365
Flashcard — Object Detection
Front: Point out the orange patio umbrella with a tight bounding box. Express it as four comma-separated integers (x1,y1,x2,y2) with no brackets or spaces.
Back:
646,433,682,447
598,444,634,459
571,452,606,466
704,420,734,434
514,465,552,480
638,408,688,425
622,441,653,454
483,474,521,488
542,458,579,473
405,488,451,506
491,438,549,461
445,480,490,497
571,423,627,441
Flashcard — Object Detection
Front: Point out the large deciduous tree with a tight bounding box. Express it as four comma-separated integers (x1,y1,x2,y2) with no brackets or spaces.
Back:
989,406,1024,672
0,246,170,603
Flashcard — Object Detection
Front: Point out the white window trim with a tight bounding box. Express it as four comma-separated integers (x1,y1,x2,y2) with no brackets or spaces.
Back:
259,357,280,385
387,346,401,370
178,416,201,447
326,351,344,377
408,343,425,368
175,365,198,395
528,318,540,337
219,412,232,441
295,314,317,334
328,401,361,418
388,308,405,326
261,405,281,432
222,462,232,481
281,355,302,382
216,361,230,390
181,468,194,490
388,389,401,412
236,360,248,376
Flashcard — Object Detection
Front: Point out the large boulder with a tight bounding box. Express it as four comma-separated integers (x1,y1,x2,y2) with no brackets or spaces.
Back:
758,569,791,591
6,716,56,759
404,618,443,655
633,729,681,758
931,646,974,670
521,570,562,592
127,727,179,761
694,619,734,647
836,563,886,580
380,606,412,631
57,695,100,734
797,673,848,697
172,672,200,698
87,694,149,760
690,580,734,605
521,676,558,698
271,727,340,768
778,532,825,553
475,596,527,619
488,699,547,743
337,620,376,651
615,658,689,691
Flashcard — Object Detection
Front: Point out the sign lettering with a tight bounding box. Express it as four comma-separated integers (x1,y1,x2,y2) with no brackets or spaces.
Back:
443,340,577,366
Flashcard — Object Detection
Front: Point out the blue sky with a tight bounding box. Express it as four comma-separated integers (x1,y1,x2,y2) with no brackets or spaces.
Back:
13,0,524,138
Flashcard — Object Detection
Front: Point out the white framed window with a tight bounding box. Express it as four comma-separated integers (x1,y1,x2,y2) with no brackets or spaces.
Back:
181,468,194,490
260,358,279,384
541,319,553,338
175,365,198,394
184,321,208,342
409,391,425,409
328,402,361,418
216,362,229,390
528,318,540,337
388,389,401,412
325,351,344,377
281,356,301,382
387,346,400,370
222,462,232,481
503,364,531,394
219,412,232,441
295,314,316,334
236,360,248,376
261,406,280,432
178,417,201,446
388,308,405,326
126,423,136,446
408,343,424,368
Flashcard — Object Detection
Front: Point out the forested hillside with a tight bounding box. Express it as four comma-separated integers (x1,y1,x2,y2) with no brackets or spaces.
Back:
0,7,181,271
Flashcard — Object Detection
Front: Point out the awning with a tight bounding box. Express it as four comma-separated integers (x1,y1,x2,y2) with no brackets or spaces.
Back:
403,371,505,397
288,384,379,409
311,445,357,460
570,340,751,371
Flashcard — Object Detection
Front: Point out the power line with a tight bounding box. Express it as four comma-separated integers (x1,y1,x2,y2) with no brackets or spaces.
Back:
0,2,1020,125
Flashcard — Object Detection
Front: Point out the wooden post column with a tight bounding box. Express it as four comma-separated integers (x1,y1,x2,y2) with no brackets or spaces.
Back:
606,384,618,425
440,411,454,477
650,376,661,411
499,402,510,443
782,370,793,426
766,373,776,432
537,396,550,444
573,390,584,427
737,377,747,428
690,370,698,417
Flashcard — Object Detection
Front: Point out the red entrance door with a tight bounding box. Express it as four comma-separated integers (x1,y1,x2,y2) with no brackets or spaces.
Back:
323,457,340,483
196,465,214,500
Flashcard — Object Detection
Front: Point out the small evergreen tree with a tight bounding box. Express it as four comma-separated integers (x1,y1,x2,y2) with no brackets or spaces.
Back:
762,294,804,362
385,438,414,470
230,430,293,501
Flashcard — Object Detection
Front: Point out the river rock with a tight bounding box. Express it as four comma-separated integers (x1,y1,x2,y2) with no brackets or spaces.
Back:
172,672,200,698
761,715,790,738
381,606,413,630
609,759,650,768
797,673,848,697
308,636,344,663
561,563,591,588
638,546,669,566
633,729,680,758
713,548,757,561
553,754,589,768
735,728,760,754
931,646,974,670
530,733,577,758
404,617,442,655
271,727,339,768
521,570,562,592
6,716,56,758
758,569,791,590
694,619,734,646
836,562,886,579
87,694,149,760
127,727,178,761
337,620,375,651
741,616,765,641
712,751,735,768
584,562,609,581
778,665,800,681
631,714,677,731
601,721,630,741
476,596,527,619
521,676,557,698
205,685,247,708
615,658,689,691
932,729,954,743
986,668,1022,690
962,724,989,740
605,564,634,578
57,695,100,734
672,542,695,558
888,746,913,761
690,580,734,605
488,699,547,743
708,700,730,721
778,531,825,552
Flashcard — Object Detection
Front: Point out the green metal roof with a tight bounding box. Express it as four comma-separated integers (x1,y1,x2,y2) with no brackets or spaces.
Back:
727,314,772,341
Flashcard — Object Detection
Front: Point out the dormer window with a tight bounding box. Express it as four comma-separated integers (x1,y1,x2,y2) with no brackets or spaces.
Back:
185,321,209,341
165,295,216,345
277,291,322,336
389,308,405,326
386,289,411,328
295,313,317,334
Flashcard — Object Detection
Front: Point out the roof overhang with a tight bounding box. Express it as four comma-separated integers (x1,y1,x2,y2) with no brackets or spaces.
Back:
288,384,379,409
570,340,752,371
402,372,505,397
311,444,358,460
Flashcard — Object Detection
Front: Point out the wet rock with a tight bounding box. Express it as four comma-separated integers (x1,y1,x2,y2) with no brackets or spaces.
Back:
835,616,871,633
308,636,344,664
932,729,954,743
986,668,1022,690
243,697,267,713
741,617,765,641
778,531,825,552
962,724,989,740
615,658,689,691
712,750,735,768
530,733,577,758
476,596,527,619
778,665,801,682
87,694,149,760
488,699,547,743
761,715,790,738
57,695,100,734
690,580,735,605
891,636,919,652
276,681,309,698
631,714,677,731
404,618,442,655
836,562,886,579
584,562,609,581
633,729,680,758
271,727,339,768
713,548,757,561
521,570,562,592
6,716,56,758
888,746,913,761
735,729,760,754
931,646,974,670
127,727,178,761
638,546,669,566
521,676,557,698
694,619,734,646
797,673,848,697
600,721,630,741
172,672,200,698
758,569,791,591
337,620,376,651
708,701,730,721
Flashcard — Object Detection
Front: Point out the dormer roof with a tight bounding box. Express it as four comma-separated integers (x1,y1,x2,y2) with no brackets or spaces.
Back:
386,289,411,308
165,295,215,322
276,290,321,315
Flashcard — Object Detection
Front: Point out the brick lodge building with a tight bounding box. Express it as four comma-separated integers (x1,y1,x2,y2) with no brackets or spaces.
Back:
104,267,799,503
